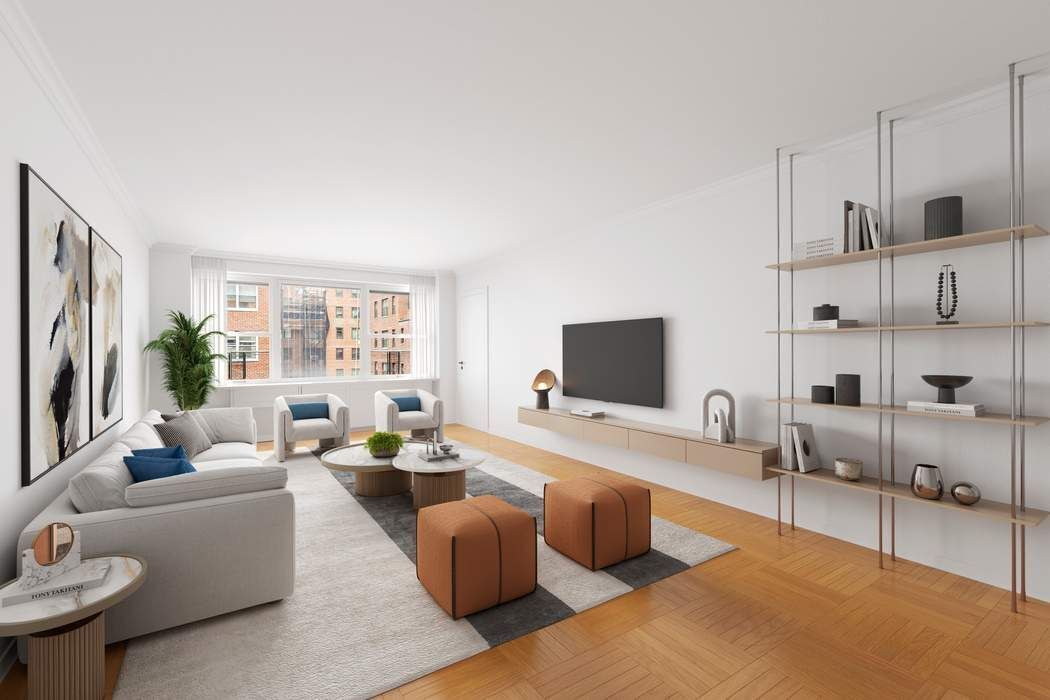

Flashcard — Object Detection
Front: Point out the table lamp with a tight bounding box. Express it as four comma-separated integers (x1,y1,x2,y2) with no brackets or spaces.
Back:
531,369,556,409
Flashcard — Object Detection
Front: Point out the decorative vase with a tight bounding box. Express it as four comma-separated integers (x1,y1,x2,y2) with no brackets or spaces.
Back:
924,196,963,240
921,375,972,404
911,464,944,500
813,304,839,321
835,374,861,407
811,385,834,404
369,447,398,458
950,481,981,506
834,458,863,481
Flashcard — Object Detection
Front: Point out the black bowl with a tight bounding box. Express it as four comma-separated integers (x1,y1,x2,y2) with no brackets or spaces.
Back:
921,375,972,404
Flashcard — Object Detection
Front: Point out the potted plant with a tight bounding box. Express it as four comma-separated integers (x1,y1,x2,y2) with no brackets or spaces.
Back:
144,311,226,411
367,431,403,458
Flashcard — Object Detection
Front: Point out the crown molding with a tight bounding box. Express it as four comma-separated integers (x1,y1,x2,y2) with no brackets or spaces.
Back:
0,0,150,240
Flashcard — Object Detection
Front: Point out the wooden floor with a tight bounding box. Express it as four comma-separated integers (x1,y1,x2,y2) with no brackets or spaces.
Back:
3,425,1048,699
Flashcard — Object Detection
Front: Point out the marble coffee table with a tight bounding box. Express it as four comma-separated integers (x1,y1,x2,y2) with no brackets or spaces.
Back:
393,448,485,509
0,555,146,699
320,442,414,496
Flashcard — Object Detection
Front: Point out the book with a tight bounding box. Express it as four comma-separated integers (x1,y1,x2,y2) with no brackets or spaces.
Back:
791,424,822,473
865,207,880,248
906,401,985,417
1,559,111,607
780,423,806,470
796,319,860,329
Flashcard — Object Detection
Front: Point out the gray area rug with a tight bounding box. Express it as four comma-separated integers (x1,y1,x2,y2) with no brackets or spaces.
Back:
115,446,733,699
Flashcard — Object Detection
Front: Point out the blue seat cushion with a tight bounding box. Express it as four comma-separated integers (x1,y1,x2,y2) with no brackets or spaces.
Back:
123,455,197,483
289,402,329,420
392,396,422,412
132,445,188,460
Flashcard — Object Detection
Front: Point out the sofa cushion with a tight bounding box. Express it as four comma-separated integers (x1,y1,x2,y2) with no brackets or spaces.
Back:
289,402,329,420
393,396,422,412
396,410,437,430
124,466,288,508
193,458,266,470
287,417,339,440
68,444,134,513
193,442,258,464
154,413,213,458
132,445,187,460
124,455,197,483
118,420,166,452
194,408,255,444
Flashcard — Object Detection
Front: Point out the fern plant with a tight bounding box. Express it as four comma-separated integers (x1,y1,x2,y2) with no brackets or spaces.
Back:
144,311,226,411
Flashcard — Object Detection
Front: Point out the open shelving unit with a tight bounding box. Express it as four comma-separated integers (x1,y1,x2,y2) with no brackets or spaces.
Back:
769,53,1049,613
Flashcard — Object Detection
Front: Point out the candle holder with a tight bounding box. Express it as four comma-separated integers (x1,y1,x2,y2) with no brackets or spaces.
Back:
531,369,556,409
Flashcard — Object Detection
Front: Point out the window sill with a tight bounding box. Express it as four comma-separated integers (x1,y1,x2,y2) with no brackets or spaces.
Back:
214,375,434,389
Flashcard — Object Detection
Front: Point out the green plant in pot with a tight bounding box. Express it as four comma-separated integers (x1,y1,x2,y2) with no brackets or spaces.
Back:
144,311,226,411
367,431,403,458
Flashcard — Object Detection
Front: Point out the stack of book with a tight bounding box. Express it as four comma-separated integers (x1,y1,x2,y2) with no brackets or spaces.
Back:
791,237,840,261
795,319,860,330
842,201,880,253
906,400,985,417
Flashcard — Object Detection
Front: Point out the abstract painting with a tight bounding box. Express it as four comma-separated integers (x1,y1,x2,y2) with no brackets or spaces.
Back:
90,229,122,438
21,164,92,485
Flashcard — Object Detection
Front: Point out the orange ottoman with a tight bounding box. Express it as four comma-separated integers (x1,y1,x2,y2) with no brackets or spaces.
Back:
543,477,650,570
416,495,537,618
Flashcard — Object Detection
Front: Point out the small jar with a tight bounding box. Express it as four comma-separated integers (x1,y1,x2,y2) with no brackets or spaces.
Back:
834,457,863,481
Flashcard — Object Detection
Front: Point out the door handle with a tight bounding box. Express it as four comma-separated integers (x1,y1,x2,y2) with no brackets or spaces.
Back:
458,361,464,368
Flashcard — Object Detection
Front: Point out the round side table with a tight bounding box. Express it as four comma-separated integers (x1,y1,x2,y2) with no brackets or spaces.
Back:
0,555,146,700
319,442,413,496
393,449,485,509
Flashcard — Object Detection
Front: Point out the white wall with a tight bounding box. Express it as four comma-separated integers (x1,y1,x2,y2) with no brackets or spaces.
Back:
456,82,1050,598
0,7,151,650
148,247,456,427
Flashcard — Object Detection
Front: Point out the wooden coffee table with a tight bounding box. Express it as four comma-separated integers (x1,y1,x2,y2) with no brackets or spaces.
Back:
320,443,413,496
0,555,146,700
393,449,485,509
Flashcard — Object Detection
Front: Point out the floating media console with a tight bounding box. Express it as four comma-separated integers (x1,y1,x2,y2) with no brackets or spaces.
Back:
517,407,778,481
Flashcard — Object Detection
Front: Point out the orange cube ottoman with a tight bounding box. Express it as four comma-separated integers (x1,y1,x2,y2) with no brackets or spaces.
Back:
416,495,537,618
543,477,651,570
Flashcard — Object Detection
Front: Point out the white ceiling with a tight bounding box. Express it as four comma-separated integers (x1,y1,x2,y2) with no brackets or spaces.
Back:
23,1,1050,270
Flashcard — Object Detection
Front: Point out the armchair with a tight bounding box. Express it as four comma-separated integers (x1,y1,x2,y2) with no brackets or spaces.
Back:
375,389,444,442
274,393,351,461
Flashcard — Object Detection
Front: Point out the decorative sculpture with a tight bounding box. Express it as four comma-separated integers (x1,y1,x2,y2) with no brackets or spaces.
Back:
702,389,736,443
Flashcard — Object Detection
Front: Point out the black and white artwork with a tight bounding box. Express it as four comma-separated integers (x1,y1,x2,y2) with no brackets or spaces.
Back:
21,165,92,485
90,229,122,437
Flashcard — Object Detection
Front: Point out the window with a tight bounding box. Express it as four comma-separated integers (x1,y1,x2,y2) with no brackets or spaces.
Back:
351,368,360,376
351,347,360,360
280,284,360,378
373,301,378,318
351,307,360,319
225,282,269,379
226,283,258,311
226,333,259,361
368,291,411,376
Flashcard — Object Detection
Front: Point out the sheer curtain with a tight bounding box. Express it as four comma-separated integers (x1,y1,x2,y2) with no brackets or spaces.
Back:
409,275,437,378
190,256,227,380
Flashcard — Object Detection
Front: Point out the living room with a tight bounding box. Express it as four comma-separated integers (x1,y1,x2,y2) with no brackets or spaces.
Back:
2,1,1050,698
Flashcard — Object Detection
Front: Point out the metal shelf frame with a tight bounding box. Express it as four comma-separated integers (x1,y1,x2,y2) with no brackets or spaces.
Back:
772,52,1050,613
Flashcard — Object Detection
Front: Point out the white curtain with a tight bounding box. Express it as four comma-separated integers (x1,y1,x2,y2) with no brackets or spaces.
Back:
410,275,437,378
190,256,227,381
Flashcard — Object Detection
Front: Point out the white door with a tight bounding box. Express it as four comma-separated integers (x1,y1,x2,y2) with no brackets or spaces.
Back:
457,288,488,431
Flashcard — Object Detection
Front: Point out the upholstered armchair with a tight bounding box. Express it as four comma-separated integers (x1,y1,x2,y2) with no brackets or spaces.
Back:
374,389,444,442
274,393,351,461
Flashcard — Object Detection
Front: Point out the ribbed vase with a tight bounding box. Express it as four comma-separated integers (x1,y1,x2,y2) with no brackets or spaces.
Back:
924,196,963,240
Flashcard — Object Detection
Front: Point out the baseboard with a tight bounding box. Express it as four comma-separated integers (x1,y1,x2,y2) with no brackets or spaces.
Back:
0,638,16,685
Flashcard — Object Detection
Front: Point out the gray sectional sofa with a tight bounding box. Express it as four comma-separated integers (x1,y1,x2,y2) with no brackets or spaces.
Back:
16,408,295,656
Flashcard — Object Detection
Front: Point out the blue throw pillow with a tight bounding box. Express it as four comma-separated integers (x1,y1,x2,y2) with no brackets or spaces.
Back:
123,456,197,483
131,445,188,460
289,402,329,420
392,396,421,412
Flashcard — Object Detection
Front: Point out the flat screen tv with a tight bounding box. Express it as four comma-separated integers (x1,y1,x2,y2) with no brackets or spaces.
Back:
562,318,663,408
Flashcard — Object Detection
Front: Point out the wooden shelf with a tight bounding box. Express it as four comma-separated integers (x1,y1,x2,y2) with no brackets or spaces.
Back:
767,224,1048,271
769,397,1048,427
765,466,1048,526
765,321,1049,335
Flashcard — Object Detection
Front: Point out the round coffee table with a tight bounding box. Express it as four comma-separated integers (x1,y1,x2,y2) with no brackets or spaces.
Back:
393,449,485,509
0,555,146,700
320,442,414,496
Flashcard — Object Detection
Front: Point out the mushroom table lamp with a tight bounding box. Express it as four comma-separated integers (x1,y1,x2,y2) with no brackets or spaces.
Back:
532,369,556,409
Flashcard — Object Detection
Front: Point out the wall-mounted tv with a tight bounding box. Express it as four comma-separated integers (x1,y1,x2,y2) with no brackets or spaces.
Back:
562,317,663,408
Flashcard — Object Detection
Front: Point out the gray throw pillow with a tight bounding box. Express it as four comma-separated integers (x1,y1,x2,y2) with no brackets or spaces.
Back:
162,411,220,443
153,413,213,458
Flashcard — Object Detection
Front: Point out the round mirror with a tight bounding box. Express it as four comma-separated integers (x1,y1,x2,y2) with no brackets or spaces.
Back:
32,522,74,566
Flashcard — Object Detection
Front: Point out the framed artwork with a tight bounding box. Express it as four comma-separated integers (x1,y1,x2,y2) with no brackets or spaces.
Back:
21,164,92,486
90,229,123,438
